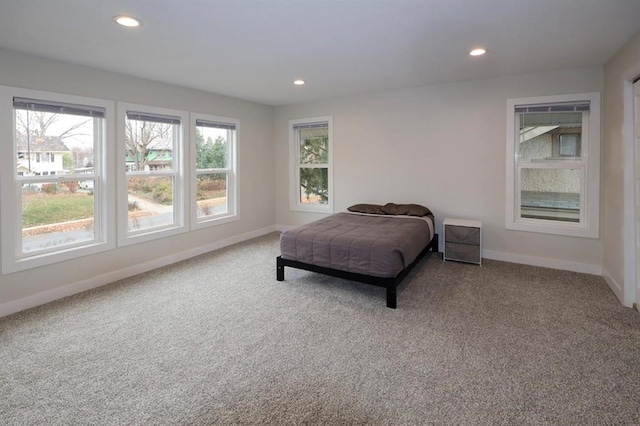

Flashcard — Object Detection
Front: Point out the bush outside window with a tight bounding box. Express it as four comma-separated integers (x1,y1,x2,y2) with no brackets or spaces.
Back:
192,114,238,227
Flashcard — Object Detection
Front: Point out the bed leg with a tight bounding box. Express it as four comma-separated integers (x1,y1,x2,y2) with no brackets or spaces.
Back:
431,234,439,252
386,286,397,309
276,256,285,281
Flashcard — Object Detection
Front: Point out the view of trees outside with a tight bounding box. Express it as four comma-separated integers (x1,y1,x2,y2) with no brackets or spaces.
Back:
195,125,231,218
15,108,98,253
15,110,94,174
125,116,177,232
14,106,236,248
298,131,329,204
124,117,172,172
196,128,227,169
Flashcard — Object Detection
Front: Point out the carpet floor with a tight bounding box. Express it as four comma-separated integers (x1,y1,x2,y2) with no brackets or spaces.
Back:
1,233,639,425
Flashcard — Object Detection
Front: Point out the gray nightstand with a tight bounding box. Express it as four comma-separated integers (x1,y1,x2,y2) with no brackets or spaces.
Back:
443,218,482,265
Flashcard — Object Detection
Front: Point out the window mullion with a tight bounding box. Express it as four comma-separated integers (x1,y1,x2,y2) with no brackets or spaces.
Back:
299,164,329,169
126,171,176,177
197,168,230,174
519,161,585,170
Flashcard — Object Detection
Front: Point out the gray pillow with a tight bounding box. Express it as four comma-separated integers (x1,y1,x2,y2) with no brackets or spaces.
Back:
382,203,432,217
347,203,386,214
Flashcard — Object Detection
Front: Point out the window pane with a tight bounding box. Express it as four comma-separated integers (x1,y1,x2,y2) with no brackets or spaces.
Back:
196,173,228,218
22,181,95,253
518,112,582,163
127,176,174,231
125,118,175,172
195,127,229,169
520,169,581,222
78,179,94,191
559,134,579,157
299,129,328,164
15,109,96,176
300,168,328,204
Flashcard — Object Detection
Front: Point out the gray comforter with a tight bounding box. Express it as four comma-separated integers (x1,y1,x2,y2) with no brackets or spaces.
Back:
280,212,434,278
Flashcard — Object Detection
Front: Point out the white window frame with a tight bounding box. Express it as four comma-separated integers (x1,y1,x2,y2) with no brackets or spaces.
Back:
506,92,600,238
289,116,334,213
117,102,189,246
190,113,239,229
0,86,115,274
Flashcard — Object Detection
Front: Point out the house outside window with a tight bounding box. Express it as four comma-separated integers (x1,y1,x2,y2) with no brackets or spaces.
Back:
0,87,114,273
191,113,238,228
506,92,600,238
289,116,333,213
118,103,188,245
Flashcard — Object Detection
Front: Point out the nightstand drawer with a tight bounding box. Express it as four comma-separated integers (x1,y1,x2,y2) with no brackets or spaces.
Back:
444,225,480,245
444,242,481,264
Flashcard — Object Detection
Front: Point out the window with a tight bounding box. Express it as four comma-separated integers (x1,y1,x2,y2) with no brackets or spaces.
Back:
118,103,188,244
289,116,333,213
191,113,238,227
559,134,579,157
506,93,600,238
0,87,114,273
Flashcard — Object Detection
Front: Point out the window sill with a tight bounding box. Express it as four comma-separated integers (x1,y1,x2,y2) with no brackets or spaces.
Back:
506,219,598,239
290,203,333,214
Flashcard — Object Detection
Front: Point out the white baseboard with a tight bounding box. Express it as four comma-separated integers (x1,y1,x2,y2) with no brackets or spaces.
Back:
482,249,602,275
2,230,610,318
0,225,277,318
602,268,629,307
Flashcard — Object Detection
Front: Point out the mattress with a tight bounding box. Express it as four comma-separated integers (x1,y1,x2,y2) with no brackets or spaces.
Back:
279,212,434,278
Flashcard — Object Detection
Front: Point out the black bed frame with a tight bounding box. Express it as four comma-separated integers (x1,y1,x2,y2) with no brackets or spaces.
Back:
276,234,439,309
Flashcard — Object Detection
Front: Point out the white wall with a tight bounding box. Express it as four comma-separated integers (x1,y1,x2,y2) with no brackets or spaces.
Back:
602,31,640,306
0,48,275,316
275,67,604,273
0,47,619,316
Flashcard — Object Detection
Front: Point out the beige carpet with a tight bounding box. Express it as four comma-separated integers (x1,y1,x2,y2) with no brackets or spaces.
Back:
1,233,639,425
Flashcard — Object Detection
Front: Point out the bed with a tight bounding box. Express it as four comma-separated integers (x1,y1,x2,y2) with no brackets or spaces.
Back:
276,203,438,308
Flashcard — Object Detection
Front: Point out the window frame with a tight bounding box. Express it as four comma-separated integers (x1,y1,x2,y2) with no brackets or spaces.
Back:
289,116,334,213
0,86,115,274
117,102,189,246
190,112,239,229
505,92,600,238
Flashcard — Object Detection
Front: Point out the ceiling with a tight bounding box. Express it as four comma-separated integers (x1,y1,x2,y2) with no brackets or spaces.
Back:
1,0,639,106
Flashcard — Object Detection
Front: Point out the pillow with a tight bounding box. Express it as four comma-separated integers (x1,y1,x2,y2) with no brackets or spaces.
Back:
347,203,386,215
381,203,432,217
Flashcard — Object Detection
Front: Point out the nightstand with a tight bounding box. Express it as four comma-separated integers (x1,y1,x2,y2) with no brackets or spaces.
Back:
443,218,482,265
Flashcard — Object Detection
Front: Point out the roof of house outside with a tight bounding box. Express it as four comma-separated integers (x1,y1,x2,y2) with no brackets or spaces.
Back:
15,133,69,152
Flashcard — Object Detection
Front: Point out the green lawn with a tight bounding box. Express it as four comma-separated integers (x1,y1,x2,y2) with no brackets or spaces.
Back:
22,193,94,227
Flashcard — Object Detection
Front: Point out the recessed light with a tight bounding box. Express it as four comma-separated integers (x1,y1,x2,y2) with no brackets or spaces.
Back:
114,15,142,28
293,79,306,86
469,48,486,56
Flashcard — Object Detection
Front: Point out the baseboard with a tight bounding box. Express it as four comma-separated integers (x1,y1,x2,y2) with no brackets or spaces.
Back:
2,231,608,318
482,249,602,275
601,268,627,306
0,225,277,318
